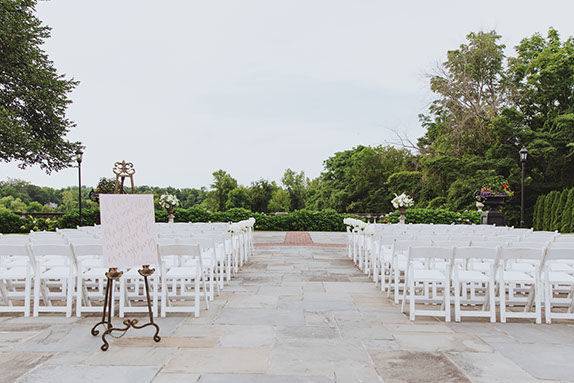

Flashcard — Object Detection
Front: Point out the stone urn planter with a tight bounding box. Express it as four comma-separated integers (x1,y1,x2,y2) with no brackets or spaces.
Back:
398,207,407,225
167,208,175,224
476,193,507,226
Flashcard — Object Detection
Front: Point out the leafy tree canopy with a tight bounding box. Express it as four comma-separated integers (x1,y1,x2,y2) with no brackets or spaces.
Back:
0,0,80,172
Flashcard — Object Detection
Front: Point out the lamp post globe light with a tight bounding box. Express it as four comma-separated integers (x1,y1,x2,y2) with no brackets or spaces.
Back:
76,148,84,226
519,146,528,228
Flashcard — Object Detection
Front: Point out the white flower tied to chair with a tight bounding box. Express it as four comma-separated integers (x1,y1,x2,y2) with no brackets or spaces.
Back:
229,219,255,234
343,217,367,230
391,193,414,209
159,194,180,210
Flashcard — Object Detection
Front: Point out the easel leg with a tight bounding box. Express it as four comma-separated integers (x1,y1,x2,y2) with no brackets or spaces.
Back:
90,276,112,336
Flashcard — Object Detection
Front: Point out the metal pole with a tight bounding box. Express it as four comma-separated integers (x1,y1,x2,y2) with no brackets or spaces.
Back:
78,160,83,226
520,161,525,228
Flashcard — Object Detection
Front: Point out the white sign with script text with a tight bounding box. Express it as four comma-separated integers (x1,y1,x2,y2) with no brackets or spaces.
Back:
99,194,157,268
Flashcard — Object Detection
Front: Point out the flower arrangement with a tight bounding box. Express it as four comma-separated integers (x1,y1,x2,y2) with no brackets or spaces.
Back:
477,177,514,199
391,193,414,209
159,194,179,213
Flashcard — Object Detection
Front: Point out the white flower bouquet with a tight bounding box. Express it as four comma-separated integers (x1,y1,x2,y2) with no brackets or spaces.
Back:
159,194,180,212
391,193,414,209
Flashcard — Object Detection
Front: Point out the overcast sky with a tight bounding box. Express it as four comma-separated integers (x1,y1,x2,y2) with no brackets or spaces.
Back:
2,0,574,188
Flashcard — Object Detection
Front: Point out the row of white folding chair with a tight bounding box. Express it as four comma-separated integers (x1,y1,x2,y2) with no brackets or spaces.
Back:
399,246,545,323
1,240,216,318
0,243,76,317
396,245,574,324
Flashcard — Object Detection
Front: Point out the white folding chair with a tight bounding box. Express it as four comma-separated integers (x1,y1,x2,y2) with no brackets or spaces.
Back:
452,246,499,322
543,247,574,323
0,244,34,316
401,246,453,321
72,243,109,317
158,243,206,317
30,244,77,317
498,247,545,324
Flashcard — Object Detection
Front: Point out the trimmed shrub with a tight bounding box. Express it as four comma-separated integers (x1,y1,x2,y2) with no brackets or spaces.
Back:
0,209,25,233
542,191,556,230
383,208,480,225
561,188,574,233
553,189,569,230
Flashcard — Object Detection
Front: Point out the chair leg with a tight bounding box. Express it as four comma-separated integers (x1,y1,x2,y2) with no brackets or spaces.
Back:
24,274,32,318
500,282,507,323
66,277,74,318
76,276,82,318
545,282,552,324
409,279,416,321
119,277,125,318
194,276,200,318
444,279,451,322
534,283,542,324
454,280,461,322
394,269,400,304
152,277,159,318
33,276,40,317
161,277,167,318
489,280,496,323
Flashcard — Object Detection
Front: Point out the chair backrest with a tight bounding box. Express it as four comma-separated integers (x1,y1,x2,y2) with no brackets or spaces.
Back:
453,246,499,260
499,247,545,261
407,246,453,261
394,240,432,253
71,243,103,257
0,244,31,258
544,247,574,261
0,234,30,243
508,241,549,249
157,243,201,258
30,243,74,260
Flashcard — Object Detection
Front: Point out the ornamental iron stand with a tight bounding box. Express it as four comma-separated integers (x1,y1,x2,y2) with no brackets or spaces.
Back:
90,265,161,351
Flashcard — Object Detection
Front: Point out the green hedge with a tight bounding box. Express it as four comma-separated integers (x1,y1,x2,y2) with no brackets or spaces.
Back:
533,187,574,232
382,208,481,225
0,207,348,233
0,206,481,234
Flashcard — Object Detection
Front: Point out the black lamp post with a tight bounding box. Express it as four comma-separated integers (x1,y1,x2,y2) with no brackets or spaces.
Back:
519,146,528,228
76,148,84,226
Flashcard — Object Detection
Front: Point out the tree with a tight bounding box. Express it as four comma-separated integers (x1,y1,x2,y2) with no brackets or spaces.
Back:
387,171,423,201
308,146,415,213
268,189,290,212
249,179,276,212
210,170,237,211
225,187,251,210
0,0,80,172
420,31,506,157
282,169,307,211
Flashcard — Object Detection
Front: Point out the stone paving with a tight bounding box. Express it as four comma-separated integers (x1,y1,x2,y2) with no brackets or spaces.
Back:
1,232,574,382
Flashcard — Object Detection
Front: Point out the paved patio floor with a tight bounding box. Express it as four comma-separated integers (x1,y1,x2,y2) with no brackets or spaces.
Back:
1,231,574,382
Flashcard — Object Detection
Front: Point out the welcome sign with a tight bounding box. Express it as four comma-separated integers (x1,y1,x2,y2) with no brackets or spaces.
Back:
99,194,157,268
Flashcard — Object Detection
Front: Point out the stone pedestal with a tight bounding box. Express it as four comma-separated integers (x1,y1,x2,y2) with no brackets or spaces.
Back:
481,210,505,226
478,195,507,226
